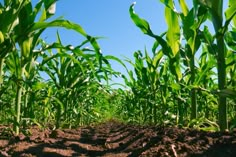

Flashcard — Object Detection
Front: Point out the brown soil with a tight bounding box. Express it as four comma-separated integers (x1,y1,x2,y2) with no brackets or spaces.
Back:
0,120,236,157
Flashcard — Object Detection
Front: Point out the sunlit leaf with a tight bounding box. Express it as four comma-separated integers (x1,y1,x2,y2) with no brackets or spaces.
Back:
153,50,164,69
129,3,153,35
160,0,174,10
179,0,189,16
105,55,126,68
130,3,171,58
43,0,57,18
165,4,180,57
224,0,236,29
29,20,87,37
171,83,181,90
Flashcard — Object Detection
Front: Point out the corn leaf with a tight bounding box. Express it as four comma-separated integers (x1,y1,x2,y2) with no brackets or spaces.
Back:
160,0,174,10
129,3,153,35
130,4,171,58
43,0,57,18
165,4,180,57
224,0,236,30
29,20,87,37
179,0,189,16
153,50,164,69
169,57,182,81
104,55,126,68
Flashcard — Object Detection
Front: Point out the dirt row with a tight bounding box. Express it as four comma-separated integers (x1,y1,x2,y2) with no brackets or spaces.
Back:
0,120,236,157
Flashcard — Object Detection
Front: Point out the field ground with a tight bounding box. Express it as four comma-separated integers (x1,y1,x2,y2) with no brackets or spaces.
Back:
0,120,236,157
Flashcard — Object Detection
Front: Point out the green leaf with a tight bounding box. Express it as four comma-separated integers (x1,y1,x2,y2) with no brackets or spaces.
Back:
165,5,180,57
129,3,153,35
213,89,236,98
43,0,57,18
129,3,171,58
105,55,126,68
179,0,189,16
86,35,102,69
195,59,214,85
153,50,164,69
198,0,212,8
160,0,174,10
211,0,223,32
30,20,103,75
169,57,182,81
18,0,34,31
229,0,236,26
202,26,214,44
152,41,159,54
171,83,181,90
141,67,149,85
32,1,44,21
51,96,64,113
145,49,153,69
0,76,3,84
29,20,87,37
153,35,171,58
225,31,236,50
224,0,236,28
0,1,24,33
32,82,47,91
182,9,194,39
175,64,182,81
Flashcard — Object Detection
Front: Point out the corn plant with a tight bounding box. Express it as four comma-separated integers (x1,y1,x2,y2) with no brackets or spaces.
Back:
129,0,236,131
195,0,236,130
130,0,210,121
120,40,183,124
0,0,106,135
37,32,114,128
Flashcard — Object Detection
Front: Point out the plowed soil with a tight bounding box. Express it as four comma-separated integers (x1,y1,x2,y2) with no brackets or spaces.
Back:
0,120,236,157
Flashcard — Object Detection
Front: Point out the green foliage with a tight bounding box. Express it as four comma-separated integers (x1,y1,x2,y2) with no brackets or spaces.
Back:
0,0,118,134
0,0,236,134
125,0,236,131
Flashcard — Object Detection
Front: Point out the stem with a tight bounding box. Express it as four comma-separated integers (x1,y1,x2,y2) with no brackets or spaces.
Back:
153,100,157,124
152,87,157,124
23,88,29,117
0,58,4,89
217,35,227,131
178,98,184,125
190,55,197,120
14,64,25,135
14,80,23,135
211,0,227,131
0,58,4,77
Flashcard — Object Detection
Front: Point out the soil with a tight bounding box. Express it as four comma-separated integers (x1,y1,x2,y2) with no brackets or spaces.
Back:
0,120,236,157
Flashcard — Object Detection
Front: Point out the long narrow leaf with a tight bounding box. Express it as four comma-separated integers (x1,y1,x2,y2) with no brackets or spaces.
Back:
179,0,189,16
28,20,87,36
129,3,171,58
165,3,180,57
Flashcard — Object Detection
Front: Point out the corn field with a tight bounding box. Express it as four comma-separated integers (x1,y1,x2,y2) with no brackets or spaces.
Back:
0,0,236,136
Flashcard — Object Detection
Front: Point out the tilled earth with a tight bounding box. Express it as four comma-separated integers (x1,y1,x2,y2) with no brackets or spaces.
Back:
0,120,236,157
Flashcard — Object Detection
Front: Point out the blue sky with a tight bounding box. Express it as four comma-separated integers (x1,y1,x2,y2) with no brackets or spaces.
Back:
42,0,166,57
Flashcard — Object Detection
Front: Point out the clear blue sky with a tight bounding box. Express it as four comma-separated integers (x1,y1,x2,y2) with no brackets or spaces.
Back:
41,0,166,57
